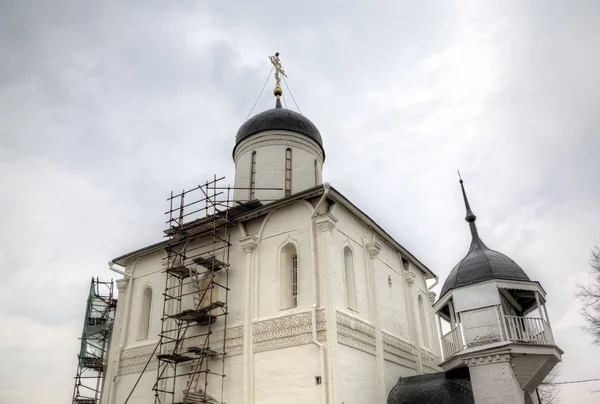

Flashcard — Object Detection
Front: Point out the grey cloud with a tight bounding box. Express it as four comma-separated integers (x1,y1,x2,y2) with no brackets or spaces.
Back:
2,0,600,402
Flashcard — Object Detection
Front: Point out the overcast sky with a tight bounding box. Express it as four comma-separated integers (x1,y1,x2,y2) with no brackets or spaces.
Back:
1,1,599,403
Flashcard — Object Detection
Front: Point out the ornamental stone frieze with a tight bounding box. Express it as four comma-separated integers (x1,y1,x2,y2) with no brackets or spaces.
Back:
253,310,326,353
336,311,376,356
117,326,243,376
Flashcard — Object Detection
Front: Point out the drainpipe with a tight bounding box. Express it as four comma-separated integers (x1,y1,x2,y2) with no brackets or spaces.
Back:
310,185,329,404
427,276,439,291
311,183,331,219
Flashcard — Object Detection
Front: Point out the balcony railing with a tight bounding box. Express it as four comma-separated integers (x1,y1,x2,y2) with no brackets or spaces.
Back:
441,326,462,358
441,315,555,360
504,316,553,344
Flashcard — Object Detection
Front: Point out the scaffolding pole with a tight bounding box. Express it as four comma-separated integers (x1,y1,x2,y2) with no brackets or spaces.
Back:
153,176,270,404
72,278,117,404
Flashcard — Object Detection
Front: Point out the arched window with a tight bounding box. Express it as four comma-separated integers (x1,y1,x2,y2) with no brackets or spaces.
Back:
418,294,429,346
285,148,292,196
280,244,298,308
344,247,357,310
137,286,152,340
314,159,318,186
249,151,257,200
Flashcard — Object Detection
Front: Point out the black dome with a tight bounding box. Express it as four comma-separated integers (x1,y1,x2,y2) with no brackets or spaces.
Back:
388,370,474,404
233,105,324,158
440,237,530,298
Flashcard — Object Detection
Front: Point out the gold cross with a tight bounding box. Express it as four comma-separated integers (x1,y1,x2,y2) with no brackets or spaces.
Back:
269,52,286,98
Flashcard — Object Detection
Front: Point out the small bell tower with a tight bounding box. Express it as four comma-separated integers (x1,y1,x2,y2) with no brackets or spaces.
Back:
433,176,563,404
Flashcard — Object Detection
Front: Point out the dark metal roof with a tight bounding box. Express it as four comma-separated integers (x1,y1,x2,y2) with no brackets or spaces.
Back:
387,369,474,404
233,103,324,158
440,237,530,298
440,179,530,298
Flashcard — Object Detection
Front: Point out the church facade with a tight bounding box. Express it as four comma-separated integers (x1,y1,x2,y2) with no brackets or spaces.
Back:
96,58,442,404
76,54,561,404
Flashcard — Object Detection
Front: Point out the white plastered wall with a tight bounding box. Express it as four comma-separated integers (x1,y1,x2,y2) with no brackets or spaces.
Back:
103,195,439,404
255,201,315,319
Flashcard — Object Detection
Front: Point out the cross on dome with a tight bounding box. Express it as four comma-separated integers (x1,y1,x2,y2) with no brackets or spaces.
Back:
269,52,287,99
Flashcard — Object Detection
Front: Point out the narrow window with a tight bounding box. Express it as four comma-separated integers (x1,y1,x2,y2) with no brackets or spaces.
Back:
137,287,152,340
280,244,298,309
285,148,292,196
292,254,298,307
344,247,357,310
314,159,318,186
418,294,429,346
249,151,257,200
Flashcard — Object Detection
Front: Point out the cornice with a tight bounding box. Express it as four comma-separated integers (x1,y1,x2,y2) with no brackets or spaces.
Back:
315,213,338,233
234,131,324,163
238,235,258,253
365,242,382,259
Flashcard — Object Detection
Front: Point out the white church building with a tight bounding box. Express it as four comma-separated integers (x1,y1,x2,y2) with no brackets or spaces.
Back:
71,54,562,404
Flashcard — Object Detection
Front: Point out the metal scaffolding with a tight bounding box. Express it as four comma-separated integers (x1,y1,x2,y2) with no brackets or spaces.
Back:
153,176,264,404
72,278,117,404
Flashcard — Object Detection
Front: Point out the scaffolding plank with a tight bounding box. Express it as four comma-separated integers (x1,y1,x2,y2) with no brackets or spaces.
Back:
193,256,227,271
168,302,226,324
186,346,218,357
166,264,197,279
156,353,195,364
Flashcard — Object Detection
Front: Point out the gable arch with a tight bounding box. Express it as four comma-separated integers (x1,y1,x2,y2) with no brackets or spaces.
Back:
257,200,315,241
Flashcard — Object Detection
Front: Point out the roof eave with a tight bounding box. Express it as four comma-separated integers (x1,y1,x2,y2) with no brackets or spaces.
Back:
111,184,436,280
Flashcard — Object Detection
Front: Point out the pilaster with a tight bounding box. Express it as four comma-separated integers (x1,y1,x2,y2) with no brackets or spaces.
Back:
465,353,525,404
404,271,423,373
427,291,441,357
100,277,129,404
315,212,338,404
365,241,386,404
239,235,258,404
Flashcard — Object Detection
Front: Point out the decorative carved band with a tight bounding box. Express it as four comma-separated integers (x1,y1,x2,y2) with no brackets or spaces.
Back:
382,332,417,370
118,342,159,376
118,326,244,376
336,311,376,356
420,348,442,373
234,133,324,163
464,353,511,367
253,310,326,353
183,326,244,357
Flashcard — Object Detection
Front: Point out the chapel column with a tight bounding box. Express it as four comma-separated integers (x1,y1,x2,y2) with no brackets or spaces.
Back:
365,241,386,404
403,270,423,373
239,235,258,404
428,291,442,357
